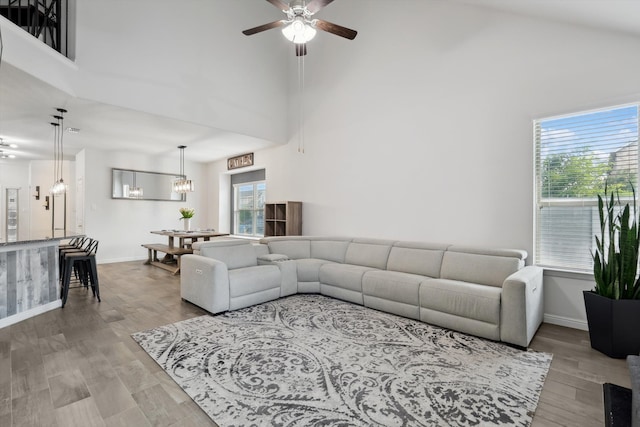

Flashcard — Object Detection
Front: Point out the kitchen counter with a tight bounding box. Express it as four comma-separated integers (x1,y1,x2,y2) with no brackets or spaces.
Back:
0,234,81,247
0,235,81,328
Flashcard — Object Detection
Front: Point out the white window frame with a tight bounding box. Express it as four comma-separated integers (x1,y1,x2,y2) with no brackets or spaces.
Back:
534,103,639,273
232,180,265,238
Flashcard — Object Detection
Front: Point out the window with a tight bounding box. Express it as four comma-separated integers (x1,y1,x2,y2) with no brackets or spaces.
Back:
534,104,639,272
233,181,265,237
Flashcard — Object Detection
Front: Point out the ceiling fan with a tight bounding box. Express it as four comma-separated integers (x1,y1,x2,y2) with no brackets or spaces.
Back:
242,0,357,56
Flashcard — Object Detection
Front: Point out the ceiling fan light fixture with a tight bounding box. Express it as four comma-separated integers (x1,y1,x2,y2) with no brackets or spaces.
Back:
282,17,316,43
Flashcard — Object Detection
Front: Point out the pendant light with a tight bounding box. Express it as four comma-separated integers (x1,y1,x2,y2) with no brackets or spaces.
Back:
50,108,67,195
172,145,194,193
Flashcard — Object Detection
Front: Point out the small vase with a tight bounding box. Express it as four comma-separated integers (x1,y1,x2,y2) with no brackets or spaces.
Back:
183,218,191,231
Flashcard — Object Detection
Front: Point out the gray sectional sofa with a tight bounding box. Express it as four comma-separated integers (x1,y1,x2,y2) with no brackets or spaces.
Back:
180,236,544,347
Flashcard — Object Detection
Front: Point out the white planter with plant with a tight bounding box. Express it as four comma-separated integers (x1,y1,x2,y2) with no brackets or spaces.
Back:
179,208,195,231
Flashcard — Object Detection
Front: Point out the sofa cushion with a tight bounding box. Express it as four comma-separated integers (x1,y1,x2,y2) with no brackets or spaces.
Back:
320,263,375,292
362,270,424,306
440,248,525,287
296,258,333,282
345,238,394,270
387,242,448,278
267,240,311,259
310,238,351,263
195,241,257,270
228,265,281,297
419,278,501,325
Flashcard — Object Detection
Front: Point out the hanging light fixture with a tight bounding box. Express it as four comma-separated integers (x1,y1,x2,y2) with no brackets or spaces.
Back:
0,138,18,149
0,138,16,159
50,108,67,195
172,145,194,193
281,16,317,44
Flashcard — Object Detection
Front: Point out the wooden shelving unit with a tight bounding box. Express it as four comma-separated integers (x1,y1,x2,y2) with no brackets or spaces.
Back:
264,201,302,237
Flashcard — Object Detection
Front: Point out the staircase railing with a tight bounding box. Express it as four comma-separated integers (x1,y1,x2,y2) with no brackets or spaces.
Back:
0,0,69,58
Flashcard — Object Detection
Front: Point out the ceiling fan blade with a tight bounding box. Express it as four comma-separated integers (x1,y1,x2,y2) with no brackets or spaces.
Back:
306,0,335,14
266,0,290,12
295,43,307,56
314,19,357,40
242,20,286,36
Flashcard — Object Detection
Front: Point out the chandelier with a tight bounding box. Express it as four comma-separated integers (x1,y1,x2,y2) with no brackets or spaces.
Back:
50,108,67,195
173,145,194,193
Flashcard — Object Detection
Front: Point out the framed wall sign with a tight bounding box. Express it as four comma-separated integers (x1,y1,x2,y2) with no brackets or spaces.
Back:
227,153,254,170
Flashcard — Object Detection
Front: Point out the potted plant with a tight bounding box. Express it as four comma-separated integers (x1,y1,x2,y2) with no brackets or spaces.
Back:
585,183,640,358
179,207,195,231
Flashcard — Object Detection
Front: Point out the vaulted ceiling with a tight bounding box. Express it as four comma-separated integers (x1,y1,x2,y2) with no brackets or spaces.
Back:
0,0,638,163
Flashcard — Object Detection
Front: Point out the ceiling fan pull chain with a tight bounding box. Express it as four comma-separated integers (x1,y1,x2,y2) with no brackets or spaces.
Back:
298,54,305,154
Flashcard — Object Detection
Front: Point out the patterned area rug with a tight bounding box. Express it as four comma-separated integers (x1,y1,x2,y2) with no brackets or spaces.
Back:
132,295,552,426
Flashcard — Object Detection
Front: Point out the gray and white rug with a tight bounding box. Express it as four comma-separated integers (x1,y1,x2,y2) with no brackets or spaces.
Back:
132,295,552,426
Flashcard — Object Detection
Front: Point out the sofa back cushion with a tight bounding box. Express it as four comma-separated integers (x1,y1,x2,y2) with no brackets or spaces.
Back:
266,239,311,259
387,241,449,277
440,246,526,287
345,238,394,270
310,238,351,263
194,240,257,270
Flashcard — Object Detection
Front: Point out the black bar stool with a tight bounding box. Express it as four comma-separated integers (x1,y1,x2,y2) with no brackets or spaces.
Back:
59,236,90,280
60,239,100,308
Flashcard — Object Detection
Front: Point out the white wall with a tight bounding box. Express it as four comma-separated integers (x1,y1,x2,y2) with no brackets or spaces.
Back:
0,160,76,241
206,1,640,329
1,0,289,149
81,148,207,263
72,0,289,144
4,0,639,328
28,160,76,239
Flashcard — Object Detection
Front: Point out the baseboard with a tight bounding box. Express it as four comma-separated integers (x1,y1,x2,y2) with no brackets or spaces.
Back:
99,256,147,264
0,300,62,329
544,313,588,331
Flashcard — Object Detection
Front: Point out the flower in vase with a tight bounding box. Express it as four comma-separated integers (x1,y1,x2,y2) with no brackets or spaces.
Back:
179,208,195,219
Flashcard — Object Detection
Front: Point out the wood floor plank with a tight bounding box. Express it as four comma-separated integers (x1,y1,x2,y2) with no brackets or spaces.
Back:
87,377,138,420
1,261,633,426
103,406,151,427
113,359,160,395
54,397,105,427
12,388,58,427
48,369,91,409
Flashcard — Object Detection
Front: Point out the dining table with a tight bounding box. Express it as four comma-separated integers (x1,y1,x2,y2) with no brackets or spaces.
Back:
142,229,229,274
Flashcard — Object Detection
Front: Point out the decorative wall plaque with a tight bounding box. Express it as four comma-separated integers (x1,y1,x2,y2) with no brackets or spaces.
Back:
227,153,254,170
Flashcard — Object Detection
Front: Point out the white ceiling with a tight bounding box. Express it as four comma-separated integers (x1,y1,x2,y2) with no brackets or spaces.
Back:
0,61,276,163
1,0,639,164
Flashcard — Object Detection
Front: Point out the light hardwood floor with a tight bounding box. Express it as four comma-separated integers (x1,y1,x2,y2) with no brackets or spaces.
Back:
0,261,630,426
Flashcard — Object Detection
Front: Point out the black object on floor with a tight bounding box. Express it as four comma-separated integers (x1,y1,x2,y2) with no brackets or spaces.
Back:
604,383,632,427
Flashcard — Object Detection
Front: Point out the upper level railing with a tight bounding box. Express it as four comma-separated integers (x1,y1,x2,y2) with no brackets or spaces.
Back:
0,0,69,58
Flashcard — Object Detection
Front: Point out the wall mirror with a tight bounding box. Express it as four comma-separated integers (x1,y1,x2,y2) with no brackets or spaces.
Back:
111,168,186,201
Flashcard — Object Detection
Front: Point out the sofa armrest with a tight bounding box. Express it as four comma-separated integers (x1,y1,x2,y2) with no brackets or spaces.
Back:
628,355,640,427
254,243,270,257
257,255,297,296
500,266,544,347
180,254,230,314
257,254,290,264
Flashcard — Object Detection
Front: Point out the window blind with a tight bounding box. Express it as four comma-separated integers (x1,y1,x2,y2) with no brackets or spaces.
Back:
534,104,639,272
